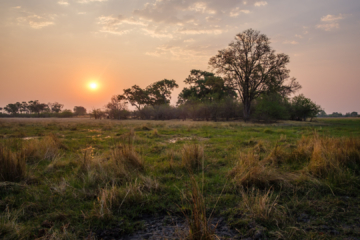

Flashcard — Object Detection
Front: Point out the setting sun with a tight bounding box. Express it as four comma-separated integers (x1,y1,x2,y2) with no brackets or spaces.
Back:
89,82,98,90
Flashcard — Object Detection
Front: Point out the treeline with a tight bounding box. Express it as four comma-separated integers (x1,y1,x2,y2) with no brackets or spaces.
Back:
89,69,322,122
0,101,87,118
317,111,358,118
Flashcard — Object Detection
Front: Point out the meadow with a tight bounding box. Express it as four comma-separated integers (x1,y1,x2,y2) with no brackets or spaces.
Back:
1,118,360,240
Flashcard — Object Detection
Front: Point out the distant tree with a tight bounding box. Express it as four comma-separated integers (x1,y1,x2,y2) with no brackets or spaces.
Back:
290,94,321,121
50,102,64,113
20,102,29,114
106,95,129,119
329,112,343,117
4,103,20,115
59,109,73,118
177,70,236,105
91,109,106,119
118,85,149,111
351,112,358,117
209,29,301,121
317,110,327,117
73,106,87,116
146,79,178,106
27,100,48,116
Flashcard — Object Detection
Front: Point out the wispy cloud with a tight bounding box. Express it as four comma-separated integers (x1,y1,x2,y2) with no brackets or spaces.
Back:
230,8,250,17
283,40,299,45
17,14,55,29
317,14,345,31
78,0,107,3
254,1,267,7
58,0,69,6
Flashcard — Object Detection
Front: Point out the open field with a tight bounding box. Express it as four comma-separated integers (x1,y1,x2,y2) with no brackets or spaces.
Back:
1,118,360,239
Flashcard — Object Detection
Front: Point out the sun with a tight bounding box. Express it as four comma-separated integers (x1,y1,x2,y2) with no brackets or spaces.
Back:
89,82,98,90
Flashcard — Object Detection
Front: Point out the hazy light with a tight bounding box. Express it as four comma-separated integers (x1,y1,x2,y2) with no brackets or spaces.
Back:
89,82,98,90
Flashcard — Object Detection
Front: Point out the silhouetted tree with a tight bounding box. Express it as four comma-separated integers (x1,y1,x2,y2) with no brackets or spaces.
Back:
118,85,149,112
106,95,129,119
146,79,178,106
73,106,87,115
209,29,301,121
50,102,64,113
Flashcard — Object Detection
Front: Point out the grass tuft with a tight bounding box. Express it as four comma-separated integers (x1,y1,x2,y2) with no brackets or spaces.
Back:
0,143,26,182
182,143,204,171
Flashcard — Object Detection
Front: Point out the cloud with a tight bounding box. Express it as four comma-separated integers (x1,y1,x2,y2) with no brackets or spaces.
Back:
283,40,299,45
321,14,344,22
316,14,345,31
78,0,107,3
295,34,303,38
254,1,267,7
146,44,211,61
17,15,54,29
230,7,250,17
58,0,69,6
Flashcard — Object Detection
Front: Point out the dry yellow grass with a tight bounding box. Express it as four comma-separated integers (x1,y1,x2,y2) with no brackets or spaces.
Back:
229,152,297,188
0,144,26,182
182,143,204,171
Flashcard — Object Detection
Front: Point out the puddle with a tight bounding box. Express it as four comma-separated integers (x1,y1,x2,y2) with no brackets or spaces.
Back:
168,137,209,144
22,137,40,140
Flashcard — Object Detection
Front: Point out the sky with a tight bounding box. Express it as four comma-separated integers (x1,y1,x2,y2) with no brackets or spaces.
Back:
0,0,359,114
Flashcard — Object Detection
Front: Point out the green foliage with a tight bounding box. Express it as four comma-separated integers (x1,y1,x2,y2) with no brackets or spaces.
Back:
177,70,236,105
254,93,289,122
290,94,321,121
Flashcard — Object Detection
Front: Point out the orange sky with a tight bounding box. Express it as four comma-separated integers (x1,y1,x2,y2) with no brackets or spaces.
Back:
1,0,359,114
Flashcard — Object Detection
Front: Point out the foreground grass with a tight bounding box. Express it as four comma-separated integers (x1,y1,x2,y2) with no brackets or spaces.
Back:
0,118,360,239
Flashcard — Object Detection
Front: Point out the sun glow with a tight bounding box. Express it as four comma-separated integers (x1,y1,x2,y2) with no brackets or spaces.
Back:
89,82,98,90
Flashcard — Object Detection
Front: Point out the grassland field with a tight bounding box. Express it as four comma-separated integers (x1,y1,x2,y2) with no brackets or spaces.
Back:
1,118,360,240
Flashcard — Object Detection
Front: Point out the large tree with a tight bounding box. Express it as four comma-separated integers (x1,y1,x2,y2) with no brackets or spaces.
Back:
177,70,236,105
209,29,301,121
118,85,149,111
146,79,178,106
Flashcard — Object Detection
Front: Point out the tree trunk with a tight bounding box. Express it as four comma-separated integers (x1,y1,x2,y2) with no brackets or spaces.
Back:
243,98,251,122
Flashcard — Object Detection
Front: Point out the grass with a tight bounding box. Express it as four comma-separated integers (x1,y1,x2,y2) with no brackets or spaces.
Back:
0,118,360,239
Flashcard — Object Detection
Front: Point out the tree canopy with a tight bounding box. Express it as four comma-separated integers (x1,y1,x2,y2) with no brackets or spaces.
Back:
177,70,236,105
209,29,301,120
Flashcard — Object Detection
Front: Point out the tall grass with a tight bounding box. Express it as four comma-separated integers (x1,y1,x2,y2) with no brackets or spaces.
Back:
182,143,204,171
180,176,216,240
0,144,26,182
230,134,360,189
22,134,61,161
228,152,296,189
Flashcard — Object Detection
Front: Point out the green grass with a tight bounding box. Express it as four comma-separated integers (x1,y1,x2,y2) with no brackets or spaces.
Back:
0,118,360,239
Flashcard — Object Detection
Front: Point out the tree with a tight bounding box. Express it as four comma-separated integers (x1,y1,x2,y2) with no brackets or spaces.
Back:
50,102,64,113
27,100,48,116
351,112,358,117
106,95,129,119
290,94,321,121
177,70,236,105
73,106,87,116
118,85,149,111
209,29,301,121
20,102,29,114
146,79,178,106
4,103,20,115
